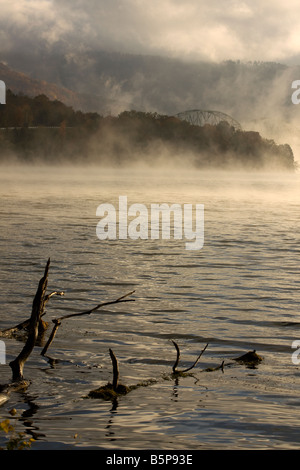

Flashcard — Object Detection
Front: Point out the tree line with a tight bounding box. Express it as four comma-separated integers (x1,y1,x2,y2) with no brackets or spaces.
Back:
0,90,295,170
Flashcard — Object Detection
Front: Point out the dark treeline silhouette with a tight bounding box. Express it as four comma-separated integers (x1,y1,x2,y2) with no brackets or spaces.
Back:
0,91,295,170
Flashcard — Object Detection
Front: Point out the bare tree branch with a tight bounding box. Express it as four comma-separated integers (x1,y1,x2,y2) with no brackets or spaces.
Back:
43,291,65,304
172,340,180,374
54,290,135,321
40,291,135,356
181,343,209,373
172,340,209,374
40,319,61,356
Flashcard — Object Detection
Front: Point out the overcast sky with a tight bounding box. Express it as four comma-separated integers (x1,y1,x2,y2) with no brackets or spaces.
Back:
0,0,300,64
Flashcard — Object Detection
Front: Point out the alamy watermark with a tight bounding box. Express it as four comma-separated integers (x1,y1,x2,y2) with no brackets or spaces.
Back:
291,80,300,104
291,340,300,364
96,196,204,250
0,340,5,364
0,80,5,104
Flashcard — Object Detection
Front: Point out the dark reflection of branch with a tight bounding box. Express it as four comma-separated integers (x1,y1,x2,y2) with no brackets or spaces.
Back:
15,391,46,441
41,355,61,368
21,395,39,419
104,398,119,440
110,397,119,412
172,376,179,401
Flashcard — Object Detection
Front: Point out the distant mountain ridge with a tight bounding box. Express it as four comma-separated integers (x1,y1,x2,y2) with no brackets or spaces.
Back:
4,51,300,121
1,50,300,160
0,62,95,112
2,52,300,141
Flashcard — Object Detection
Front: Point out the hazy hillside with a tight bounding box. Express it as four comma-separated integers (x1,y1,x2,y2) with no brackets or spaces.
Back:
0,62,94,112
2,52,300,159
4,51,300,119
0,92,295,171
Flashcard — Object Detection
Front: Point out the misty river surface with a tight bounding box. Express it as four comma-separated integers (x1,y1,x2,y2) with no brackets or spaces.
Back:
1,164,300,450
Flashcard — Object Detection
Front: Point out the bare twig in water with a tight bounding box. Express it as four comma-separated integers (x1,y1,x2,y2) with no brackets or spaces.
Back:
109,349,119,391
41,319,61,356
88,349,131,400
54,290,135,321
172,340,181,374
172,340,209,374
41,290,135,356
44,291,65,304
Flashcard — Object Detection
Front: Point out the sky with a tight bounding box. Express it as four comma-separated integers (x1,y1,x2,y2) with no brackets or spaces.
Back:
1,0,300,65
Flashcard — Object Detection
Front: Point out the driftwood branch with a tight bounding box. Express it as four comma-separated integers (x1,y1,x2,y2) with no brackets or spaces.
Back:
172,340,209,374
1,319,31,336
40,290,135,356
1,291,64,337
54,290,135,321
88,349,131,400
41,319,61,356
9,259,50,382
172,340,180,374
44,291,65,305
109,349,119,391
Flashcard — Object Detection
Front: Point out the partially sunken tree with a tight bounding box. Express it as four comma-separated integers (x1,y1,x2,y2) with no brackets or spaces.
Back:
9,259,50,382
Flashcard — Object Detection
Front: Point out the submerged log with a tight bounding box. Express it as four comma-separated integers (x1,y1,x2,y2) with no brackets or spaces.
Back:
0,394,9,406
0,381,30,406
9,259,50,382
87,348,157,401
1,257,267,413
234,350,263,366
88,349,130,400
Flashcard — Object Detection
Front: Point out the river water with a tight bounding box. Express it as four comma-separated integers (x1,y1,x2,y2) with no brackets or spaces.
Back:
0,164,300,450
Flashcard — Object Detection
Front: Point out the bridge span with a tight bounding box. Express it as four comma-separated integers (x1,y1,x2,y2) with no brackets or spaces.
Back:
175,109,242,131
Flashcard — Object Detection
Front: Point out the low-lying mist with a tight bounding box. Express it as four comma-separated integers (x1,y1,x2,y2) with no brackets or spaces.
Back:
0,115,296,173
1,163,299,213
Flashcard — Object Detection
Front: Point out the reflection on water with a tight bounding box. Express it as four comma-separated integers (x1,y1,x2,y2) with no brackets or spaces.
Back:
1,165,300,449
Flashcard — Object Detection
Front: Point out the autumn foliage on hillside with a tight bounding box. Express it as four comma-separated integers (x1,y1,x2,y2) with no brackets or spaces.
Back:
0,91,295,170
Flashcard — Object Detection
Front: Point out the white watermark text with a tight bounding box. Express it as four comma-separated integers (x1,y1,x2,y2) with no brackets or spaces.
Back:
96,196,204,250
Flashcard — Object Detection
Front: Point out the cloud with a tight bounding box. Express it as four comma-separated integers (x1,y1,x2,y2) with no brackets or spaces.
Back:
1,1,300,160
0,0,300,64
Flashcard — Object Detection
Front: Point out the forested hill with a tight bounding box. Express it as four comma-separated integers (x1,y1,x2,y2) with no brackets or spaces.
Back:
0,91,295,170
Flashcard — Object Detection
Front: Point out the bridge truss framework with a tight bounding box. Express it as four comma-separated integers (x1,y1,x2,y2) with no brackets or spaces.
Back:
175,109,242,131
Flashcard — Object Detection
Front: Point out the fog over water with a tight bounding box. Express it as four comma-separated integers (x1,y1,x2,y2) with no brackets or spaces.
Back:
1,164,300,449
1,0,300,452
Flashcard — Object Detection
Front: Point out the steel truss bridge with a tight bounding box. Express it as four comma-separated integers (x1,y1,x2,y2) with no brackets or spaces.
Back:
175,109,242,131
